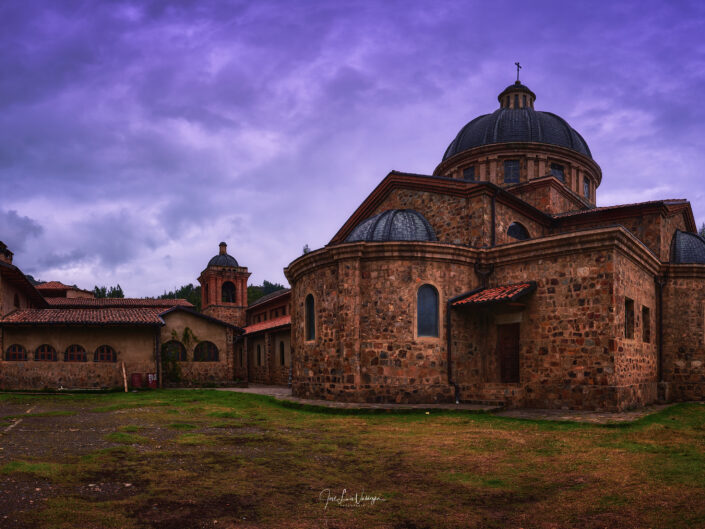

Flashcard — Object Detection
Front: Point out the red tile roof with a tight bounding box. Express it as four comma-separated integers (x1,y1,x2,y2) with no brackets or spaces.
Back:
36,281,82,290
243,315,291,335
453,282,536,307
45,298,193,308
2,308,164,325
553,199,689,219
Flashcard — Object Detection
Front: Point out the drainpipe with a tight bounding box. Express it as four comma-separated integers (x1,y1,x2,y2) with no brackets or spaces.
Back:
446,299,459,404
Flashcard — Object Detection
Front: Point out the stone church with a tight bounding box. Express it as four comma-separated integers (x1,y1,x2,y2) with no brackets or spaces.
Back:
285,80,705,410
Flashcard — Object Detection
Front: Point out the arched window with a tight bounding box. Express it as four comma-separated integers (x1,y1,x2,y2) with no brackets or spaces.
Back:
305,294,315,341
280,341,285,365
65,344,87,362
507,222,530,241
94,345,116,362
257,344,262,366
35,344,57,361
583,179,590,200
222,281,236,303
162,340,186,361
417,285,439,337
203,284,209,305
194,341,219,362
6,344,27,361
13,294,20,309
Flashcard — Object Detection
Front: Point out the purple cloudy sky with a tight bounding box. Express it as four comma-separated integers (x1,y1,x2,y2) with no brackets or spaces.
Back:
2,0,705,296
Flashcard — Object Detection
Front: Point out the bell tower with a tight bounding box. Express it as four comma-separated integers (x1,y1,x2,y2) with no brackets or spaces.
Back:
198,242,250,327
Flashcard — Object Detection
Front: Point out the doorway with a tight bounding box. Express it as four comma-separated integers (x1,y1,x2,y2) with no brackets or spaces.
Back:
496,323,520,383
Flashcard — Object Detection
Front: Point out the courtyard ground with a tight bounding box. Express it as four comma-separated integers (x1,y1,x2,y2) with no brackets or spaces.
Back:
0,390,703,529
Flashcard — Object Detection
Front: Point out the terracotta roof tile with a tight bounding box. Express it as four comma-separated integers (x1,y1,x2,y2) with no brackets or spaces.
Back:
2,308,164,325
247,289,290,309
45,298,193,308
243,315,291,335
553,199,689,219
36,281,81,290
453,282,536,307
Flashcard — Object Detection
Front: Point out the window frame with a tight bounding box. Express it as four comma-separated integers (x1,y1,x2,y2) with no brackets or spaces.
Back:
194,341,219,362
6,344,27,361
65,344,87,362
416,284,440,338
305,294,316,341
625,297,635,340
550,163,565,182
162,340,187,361
503,160,520,184
94,345,117,363
221,281,236,303
35,344,57,362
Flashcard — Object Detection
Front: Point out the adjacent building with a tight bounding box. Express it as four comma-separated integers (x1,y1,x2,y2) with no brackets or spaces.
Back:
284,80,705,410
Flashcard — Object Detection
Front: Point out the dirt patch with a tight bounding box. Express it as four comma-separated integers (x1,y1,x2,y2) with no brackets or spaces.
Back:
0,477,54,528
131,494,258,529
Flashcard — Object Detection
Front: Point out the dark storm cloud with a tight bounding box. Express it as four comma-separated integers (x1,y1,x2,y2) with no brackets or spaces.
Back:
2,0,705,294
0,210,43,252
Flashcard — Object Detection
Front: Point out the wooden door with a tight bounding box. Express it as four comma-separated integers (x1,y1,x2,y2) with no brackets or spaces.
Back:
497,323,520,383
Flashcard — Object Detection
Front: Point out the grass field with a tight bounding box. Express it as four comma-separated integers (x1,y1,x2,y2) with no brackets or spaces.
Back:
0,390,704,528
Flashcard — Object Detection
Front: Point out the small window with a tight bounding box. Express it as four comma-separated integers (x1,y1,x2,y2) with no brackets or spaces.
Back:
94,345,116,362
257,344,262,366
203,284,209,305
514,94,519,108
417,284,439,337
504,160,520,183
35,344,57,361
194,341,219,362
6,344,27,361
522,94,527,107
507,222,530,241
625,298,635,339
162,340,187,361
642,306,651,343
550,163,565,182
463,166,475,181
13,294,20,309
305,294,315,341
221,281,236,303
583,179,590,199
65,344,87,362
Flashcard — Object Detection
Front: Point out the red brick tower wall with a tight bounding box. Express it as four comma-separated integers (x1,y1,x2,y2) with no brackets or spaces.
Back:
198,243,250,328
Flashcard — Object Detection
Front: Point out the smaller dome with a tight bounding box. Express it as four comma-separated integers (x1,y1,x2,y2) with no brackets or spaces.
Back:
208,242,239,267
671,230,705,264
346,209,437,243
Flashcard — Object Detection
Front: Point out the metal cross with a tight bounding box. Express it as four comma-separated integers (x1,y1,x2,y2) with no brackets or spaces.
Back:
515,62,522,82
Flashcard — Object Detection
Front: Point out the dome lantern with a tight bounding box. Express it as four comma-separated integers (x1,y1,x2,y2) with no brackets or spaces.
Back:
498,81,536,109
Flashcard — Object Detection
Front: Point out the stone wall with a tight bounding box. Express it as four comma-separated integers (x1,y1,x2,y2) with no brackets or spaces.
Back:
662,265,705,400
610,251,658,407
0,325,157,389
370,188,483,246
507,178,587,215
160,311,235,386
286,228,663,410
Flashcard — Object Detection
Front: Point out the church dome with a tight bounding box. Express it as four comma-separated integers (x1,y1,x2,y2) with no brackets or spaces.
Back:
346,209,437,243
442,81,592,162
208,242,239,267
671,230,705,264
